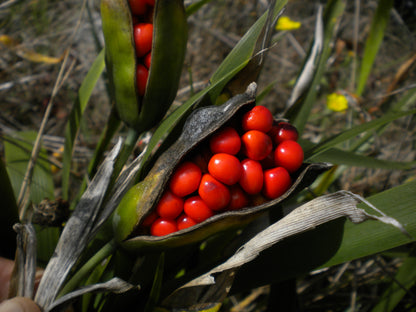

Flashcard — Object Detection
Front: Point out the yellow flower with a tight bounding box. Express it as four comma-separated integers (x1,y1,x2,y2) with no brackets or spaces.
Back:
326,92,349,112
275,16,302,31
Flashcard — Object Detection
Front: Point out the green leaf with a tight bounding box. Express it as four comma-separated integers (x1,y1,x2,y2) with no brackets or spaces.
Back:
309,147,416,170
144,253,164,312
356,0,394,96
287,0,345,134
208,0,287,101
136,61,249,181
230,180,416,293
185,0,212,17
137,1,287,180
3,131,59,263
322,181,416,267
4,131,54,202
304,109,416,159
62,49,105,200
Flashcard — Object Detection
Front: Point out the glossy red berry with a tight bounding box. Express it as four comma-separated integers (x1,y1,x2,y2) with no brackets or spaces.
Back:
263,167,291,199
176,213,198,230
151,218,178,236
208,153,242,185
198,174,230,211
274,122,299,144
128,0,147,15
228,185,249,210
169,161,202,197
184,196,214,222
133,23,153,57
136,64,149,96
144,52,151,69
209,127,241,155
141,211,158,227
274,140,304,173
155,190,183,219
239,159,263,194
145,0,155,5
242,106,274,133
241,130,273,161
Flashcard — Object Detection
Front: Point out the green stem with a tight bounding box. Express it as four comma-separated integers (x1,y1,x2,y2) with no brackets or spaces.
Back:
88,109,122,178
109,127,141,189
70,109,121,210
58,239,117,297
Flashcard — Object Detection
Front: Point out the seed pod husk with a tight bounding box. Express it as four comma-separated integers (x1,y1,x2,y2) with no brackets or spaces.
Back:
113,85,331,251
101,0,188,132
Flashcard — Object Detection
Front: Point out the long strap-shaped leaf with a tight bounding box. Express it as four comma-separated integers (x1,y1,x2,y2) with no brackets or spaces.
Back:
304,108,416,159
161,188,412,308
356,0,394,96
61,49,105,200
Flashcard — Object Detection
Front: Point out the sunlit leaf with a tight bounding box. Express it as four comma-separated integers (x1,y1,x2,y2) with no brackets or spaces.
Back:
230,180,416,293
309,147,416,170
304,109,416,159
356,0,394,96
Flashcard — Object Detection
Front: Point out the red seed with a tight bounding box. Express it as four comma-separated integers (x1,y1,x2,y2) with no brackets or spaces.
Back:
144,52,151,69
141,211,158,227
228,185,249,210
208,153,242,185
150,218,178,236
133,23,153,57
177,213,198,230
274,140,304,173
136,64,149,96
169,161,202,197
155,190,184,219
274,122,299,144
239,159,263,194
263,167,291,199
242,106,274,133
198,174,230,211
241,130,273,161
209,126,241,155
183,196,214,222
128,0,148,15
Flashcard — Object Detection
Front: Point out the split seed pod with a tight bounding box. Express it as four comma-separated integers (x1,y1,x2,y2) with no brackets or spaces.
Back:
101,0,188,132
113,84,331,251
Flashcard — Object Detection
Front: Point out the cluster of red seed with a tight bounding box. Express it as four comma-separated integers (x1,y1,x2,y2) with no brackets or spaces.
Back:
143,106,304,236
128,0,154,96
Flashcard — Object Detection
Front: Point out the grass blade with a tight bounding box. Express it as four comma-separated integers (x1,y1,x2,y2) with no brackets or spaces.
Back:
304,109,416,159
62,49,106,200
309,147,416,170
356,0,394,96
286,0,345,134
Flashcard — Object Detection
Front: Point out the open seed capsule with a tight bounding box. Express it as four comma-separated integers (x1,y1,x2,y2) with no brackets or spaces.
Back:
113,84,331,251
101,0,187,132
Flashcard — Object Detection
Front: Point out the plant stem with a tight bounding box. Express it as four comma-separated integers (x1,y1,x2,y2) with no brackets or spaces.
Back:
109,127,141,189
